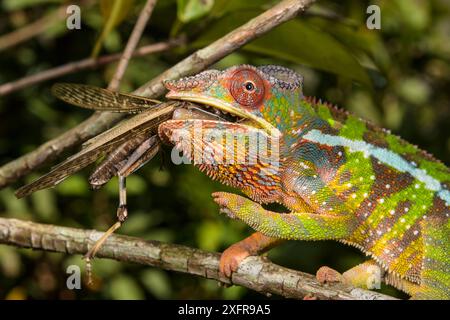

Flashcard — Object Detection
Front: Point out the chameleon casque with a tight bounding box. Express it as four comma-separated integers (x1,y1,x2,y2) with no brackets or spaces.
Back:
158,64,450,299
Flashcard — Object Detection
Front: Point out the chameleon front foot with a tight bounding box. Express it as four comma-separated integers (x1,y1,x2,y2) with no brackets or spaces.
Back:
212,192,242,219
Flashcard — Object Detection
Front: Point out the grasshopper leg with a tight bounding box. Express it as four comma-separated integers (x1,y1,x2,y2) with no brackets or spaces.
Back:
84,136,160,283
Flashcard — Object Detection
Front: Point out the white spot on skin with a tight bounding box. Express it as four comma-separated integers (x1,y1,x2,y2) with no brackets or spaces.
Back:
338,151,342,157
385,184,390,189
413,230,419,235
368,202,372,207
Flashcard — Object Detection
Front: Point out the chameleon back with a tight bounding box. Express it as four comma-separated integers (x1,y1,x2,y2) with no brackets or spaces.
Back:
297,97,450,284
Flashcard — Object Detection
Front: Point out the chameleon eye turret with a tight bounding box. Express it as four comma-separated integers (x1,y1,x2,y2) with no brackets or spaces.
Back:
229,68,265,108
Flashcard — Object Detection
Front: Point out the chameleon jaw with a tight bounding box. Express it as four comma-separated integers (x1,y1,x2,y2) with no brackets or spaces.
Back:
166,91,276,132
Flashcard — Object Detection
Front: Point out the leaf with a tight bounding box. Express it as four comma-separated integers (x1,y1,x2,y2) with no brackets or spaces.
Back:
108,275,145,300
209,0,269,18
193,11,372,87
55,174,89,196
31,188,59,221
306,16,391,72
176,0,214,23
2,0,62,11
120,212,155,235
91,0,134,57
196,220,222,251
140,269,171,299
104,175,147,196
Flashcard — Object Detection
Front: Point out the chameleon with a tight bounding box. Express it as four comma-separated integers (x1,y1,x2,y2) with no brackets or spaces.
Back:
158,64,450,299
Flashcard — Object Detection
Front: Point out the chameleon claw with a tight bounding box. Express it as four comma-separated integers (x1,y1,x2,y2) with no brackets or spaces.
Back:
219,242,253,278
212,192,237,219
316,266,344,284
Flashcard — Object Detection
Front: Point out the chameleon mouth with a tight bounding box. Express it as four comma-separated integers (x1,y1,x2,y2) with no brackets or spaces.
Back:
166,92,274,131
186,100,242,123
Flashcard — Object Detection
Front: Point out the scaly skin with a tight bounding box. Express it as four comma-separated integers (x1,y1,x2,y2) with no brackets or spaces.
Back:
159,65,450,299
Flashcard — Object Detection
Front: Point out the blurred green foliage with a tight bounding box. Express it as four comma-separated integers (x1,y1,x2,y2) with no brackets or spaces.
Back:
0,0,449,300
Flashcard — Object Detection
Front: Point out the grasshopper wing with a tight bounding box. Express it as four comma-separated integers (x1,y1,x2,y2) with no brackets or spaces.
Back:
52,83,161,113
15,102,177,198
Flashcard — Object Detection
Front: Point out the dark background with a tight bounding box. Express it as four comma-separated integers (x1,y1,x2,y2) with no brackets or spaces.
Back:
0,0,449,299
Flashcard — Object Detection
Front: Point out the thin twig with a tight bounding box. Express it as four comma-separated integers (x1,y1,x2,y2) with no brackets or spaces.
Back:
0,0,316,190
108,0,157,91
0,217,397,300
0,40,181,96
0,6,67,52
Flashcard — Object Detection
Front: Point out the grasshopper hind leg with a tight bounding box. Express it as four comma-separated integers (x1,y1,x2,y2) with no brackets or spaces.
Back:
84,136,160,283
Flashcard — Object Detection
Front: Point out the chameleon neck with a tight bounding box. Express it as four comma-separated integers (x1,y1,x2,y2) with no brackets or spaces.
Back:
260,92,332,149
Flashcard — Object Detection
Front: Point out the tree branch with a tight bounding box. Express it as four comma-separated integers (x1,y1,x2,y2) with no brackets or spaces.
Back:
107,0,157,91
0,0,317,190
0,217,397,300
0,40,182,96
0,6,67,52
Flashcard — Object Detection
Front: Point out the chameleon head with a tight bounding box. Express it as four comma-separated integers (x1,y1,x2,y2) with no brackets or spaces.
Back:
164,65,304,132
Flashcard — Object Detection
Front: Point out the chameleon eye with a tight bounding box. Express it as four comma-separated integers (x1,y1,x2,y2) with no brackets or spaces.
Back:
230,69,265,107
244,81,255,91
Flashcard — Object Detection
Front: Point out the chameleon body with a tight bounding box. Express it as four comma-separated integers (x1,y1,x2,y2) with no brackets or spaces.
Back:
159,65,450,299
